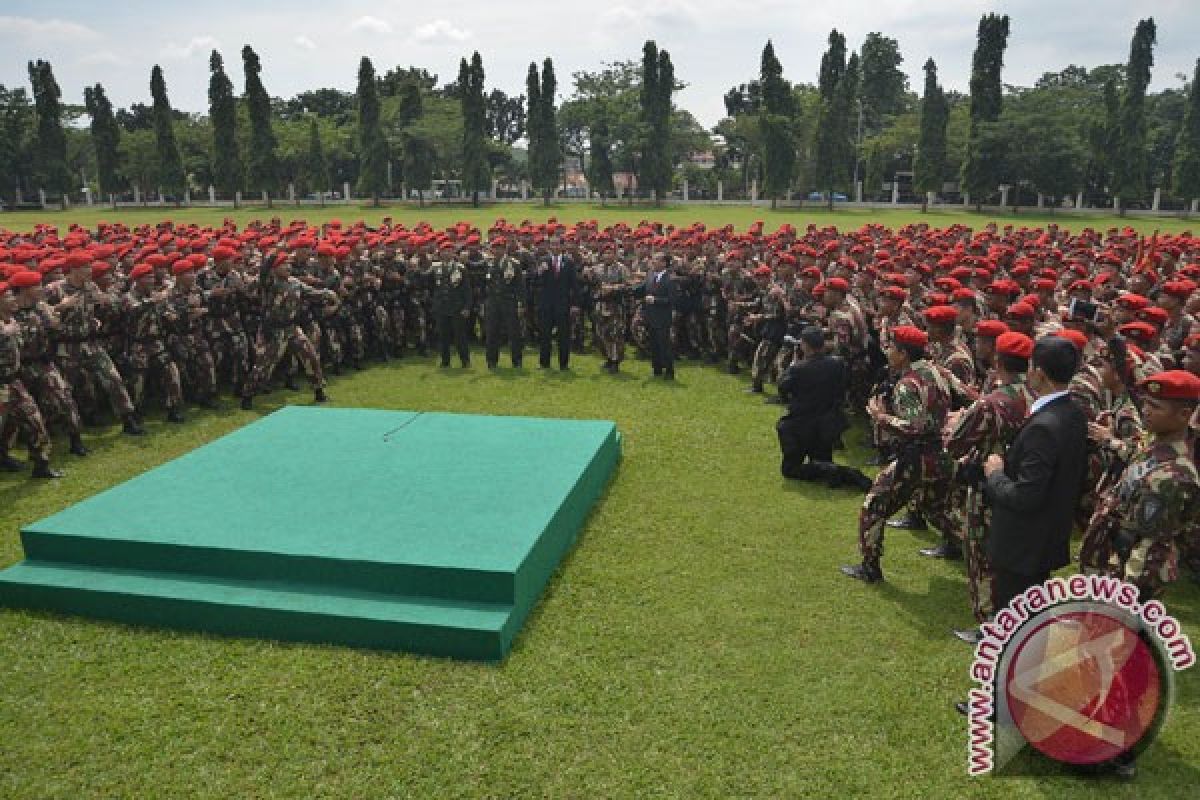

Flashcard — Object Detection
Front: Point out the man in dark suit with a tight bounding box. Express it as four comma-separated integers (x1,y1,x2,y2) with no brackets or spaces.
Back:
982,335,1088,611
536,237,577,370
643,252,678,379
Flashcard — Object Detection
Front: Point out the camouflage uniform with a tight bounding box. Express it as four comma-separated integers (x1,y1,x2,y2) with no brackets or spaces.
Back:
0,317,51,462
592,260,631,365
750,283,788,386
122,288,184,413
858,359,957,568
166,282,217,403
12,300,82,436
431,259,472,367
483,253,526,367
202,268,251,393
943,377,1034,622
53,281,136,419
242,274,332,398
1081,437,1200,600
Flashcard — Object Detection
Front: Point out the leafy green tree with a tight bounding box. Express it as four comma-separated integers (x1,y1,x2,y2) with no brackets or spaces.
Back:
813,44,858,209
302,117,329,204
586,112,615,203
1111,18,1156,213
458,52,490,207
27,60,71,207
640,41,675,205
119,128,157,205
150,65,186,204
242,45,279,206
356,57,389,206
526,59,560,205
0,85,34,204
859,32,908,133
83,83,123,206
1173,58,1200,212
913,59,947,211
961,13,1010,209
759,41,794,208
208,50,242,205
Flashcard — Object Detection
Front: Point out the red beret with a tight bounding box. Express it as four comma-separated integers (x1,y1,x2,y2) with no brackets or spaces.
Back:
130,263,155,281
800,266,822,279
1139,370,1200,401
1185,333,1200,351
926,292,949,306
881,286,907,302
1115,293,1149,311
825,277,850,293
212,246,237,262
1032,279,1056,291
490,237,507,248
952,287,976,303
923,305,959,325
995,331,1034,359
65,251,92,270
9,270,42,289
1006,302,1035,319
171,259,196,276
1136,307,1168,328
1118,321,1158,343
893,325,928,349
1160,280,1195,298
1068,279,1093,292
975,320,1009,339
753,265,772,277
986,279,1020,296
91,263,113,280
934,277,963,291
1053,329,1090,352
316,243,337,258
293,236,317,249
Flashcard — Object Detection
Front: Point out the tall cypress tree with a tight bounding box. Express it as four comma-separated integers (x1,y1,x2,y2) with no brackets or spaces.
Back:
242,45,278,207
459,52,490,208
208,50,242,206
813,42,857,209
640,41,675,206
395,81,423,192
913,58,948,212
83,82,122,208
150,65,186,205
356,56,388,207
759,40,794,209
27,60,71,207
961,13,1010,211
1173,58,1200,213
586,113,614,205
303,118,329,206
1111,18,1156,214
817,30,847,102
525,63,545,201
538,58,559,205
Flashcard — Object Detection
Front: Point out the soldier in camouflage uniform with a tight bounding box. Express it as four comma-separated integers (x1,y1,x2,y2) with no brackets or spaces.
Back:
0,280,60,477
240,251,336,409
483,239,525,368
6,270,88,455
747,268,788,394
122,263,186,423
431,242,473,368
1080,370,1199,600
201,247,251,395
943,332,1035,635
52,255,143,435
842,326,956,583
591,246,632,372
166,259,218,408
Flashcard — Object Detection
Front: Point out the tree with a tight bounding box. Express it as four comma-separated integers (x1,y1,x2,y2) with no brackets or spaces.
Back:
458,52,490,207
299,118,329,205
208,50,242,205
913,59,948,211
817,30,847,102
0,85,35,204
1111,18,1157,213
759,41,794,208
485,90,525,145
961,13,1010,210
586,112,615,203
526,59,560,205
242,45,279,206
640,41,675,206
150,65,186,204
1174,58,1200,212
813,44,858,209
356,57,389,206
402,130,435,207
859,32,908,133
377,66,438,98
83,83,122,207
27,60,71,207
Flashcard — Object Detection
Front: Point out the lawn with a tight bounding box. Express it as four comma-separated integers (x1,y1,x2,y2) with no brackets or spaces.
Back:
1,204,1197,798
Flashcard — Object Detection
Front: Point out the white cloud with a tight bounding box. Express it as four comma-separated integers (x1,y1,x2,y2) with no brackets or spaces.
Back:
77,51,126,67
0,15,100,41
294,35,317,50
349,15,393,35
412,19,472,43
160,35,220,59
599,1,699,31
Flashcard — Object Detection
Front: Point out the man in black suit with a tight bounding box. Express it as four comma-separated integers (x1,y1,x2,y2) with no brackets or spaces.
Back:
982,335,1088,612
536,237,577,370
643,252,678,379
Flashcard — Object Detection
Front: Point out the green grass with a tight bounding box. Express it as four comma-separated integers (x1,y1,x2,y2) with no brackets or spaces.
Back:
1,203,1198,797
12,200,1200,237
2,348,1196,798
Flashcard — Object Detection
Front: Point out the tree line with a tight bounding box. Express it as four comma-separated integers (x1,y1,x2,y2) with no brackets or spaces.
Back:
2,15,1199,213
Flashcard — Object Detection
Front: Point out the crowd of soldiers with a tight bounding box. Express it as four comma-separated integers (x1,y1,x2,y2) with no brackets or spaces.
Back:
1,216,1198,614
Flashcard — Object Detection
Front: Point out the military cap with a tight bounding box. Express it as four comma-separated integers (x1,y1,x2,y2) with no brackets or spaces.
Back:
996,331,1034,359
1006,301,1036,319
1139,370,1200,401
893,325,928,349
9,270,41,289
130,263,155,281
1136,307,1169,328
1115,293,1150,311
923,305,959,325
975,320,1009,339
1118,321,1158,344
1052,328,1089,352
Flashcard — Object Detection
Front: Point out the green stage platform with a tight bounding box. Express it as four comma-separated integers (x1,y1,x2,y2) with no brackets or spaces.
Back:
0,407,621,660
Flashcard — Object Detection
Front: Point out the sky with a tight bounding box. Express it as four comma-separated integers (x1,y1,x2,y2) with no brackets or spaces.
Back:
1,0,1197,129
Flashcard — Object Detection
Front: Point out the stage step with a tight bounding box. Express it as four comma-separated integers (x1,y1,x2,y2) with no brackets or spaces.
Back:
0,561,516,660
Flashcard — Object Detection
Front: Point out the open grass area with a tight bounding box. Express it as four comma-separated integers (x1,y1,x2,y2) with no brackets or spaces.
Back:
2,344,1197,798
6,200,1199,237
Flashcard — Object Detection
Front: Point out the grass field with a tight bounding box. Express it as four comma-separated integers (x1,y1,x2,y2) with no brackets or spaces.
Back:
1,204,1197,798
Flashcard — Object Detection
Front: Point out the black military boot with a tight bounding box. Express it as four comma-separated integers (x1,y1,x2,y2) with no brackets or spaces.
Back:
166,408,186,424
887,512,927,530
727,361,740,375
68,433,90,457
122,414,146,436
240,395,254,411
745,380,763,394
32,458,63,479
285,375,300,391
314,387,328,404
919,538,963,560
840,561,884,583
0,451,24,472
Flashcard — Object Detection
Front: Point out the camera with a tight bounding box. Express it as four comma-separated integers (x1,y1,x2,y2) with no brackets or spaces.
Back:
1069,297,1100,322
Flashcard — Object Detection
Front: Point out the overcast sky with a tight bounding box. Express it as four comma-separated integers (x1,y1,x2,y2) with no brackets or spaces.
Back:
2,0,1196,129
